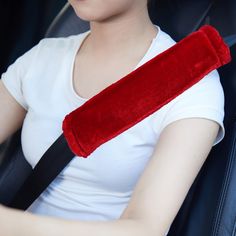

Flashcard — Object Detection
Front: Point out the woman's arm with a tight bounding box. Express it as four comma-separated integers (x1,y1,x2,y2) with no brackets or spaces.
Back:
0,80,27,145
0,205,154,236
0,117,220,236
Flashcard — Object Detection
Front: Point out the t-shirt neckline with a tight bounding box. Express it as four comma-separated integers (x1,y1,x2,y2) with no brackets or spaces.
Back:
69,24,162,102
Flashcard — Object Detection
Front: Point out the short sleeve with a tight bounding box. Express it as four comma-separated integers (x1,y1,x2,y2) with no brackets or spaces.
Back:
1,42,41,111
158,69,225,147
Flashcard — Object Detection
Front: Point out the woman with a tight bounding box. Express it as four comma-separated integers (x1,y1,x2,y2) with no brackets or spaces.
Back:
0,0,225,235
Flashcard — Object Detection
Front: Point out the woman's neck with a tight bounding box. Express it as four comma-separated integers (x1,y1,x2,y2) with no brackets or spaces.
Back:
80,6,158,58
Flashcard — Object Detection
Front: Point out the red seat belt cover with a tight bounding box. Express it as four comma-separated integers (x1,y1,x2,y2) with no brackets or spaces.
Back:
62,25,231,158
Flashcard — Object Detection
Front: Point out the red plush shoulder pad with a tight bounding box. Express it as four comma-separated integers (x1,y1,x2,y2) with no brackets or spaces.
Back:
62,25,231,158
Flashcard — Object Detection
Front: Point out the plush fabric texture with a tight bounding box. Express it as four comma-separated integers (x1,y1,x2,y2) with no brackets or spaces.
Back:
62,24,231,158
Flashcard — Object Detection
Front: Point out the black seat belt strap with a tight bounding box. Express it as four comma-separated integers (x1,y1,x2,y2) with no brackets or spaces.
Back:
8,134,75,210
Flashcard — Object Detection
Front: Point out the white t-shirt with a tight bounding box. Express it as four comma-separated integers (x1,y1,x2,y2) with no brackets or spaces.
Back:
1,24,225,235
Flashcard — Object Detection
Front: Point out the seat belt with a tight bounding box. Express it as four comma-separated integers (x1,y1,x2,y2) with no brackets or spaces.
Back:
7,25,232,211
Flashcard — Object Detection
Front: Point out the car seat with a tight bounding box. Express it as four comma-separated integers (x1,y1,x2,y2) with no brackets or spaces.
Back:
0,1,235,235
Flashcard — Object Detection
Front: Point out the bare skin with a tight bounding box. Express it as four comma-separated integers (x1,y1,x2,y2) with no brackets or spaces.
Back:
72,25,158,100
73,24,158,99
69,0,158,100
0,80,27,144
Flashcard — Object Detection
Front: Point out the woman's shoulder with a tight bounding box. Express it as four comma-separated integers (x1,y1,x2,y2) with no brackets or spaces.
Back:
35,31,87,53
150,25,177,57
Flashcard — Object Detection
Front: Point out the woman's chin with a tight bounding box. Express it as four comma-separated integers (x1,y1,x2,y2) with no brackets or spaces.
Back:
74,12,103,22
74,8,110,22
